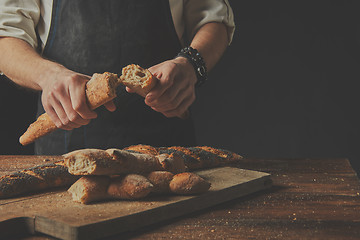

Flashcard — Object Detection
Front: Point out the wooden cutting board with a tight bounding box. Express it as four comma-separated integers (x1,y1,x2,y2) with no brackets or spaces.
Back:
0,156,271,240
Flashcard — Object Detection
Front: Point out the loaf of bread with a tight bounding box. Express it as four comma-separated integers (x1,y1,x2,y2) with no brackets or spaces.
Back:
68,171,210,204
146,171,174,193
1,145,241,200
169,172,211,195
124,144,159,155
125,145,243,171
68,174,154,204
68,176,111,204
107,174,153,200
63,148,186,175
0,160,79,199
19,72,121,146
155,153,186,174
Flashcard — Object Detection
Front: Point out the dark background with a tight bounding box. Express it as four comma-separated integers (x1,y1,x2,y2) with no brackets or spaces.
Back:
1,0,359,177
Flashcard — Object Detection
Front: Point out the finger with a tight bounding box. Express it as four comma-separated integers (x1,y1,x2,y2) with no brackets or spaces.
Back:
42,94,62,128
104,100,116,112
57,88,91,127
126,86,136,93
145,76,185,109
43,105,65,129
145,74,173,103
68,77,97,120
51,98,82,129
158,93,195,119
147,79,189,112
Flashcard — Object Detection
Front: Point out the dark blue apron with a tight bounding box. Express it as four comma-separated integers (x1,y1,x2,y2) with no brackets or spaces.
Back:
35,0,196,155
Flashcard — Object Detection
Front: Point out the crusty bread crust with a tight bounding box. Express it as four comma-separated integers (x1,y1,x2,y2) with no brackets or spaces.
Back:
64,145,243,176
0,160,79,199
19,72,120,146
124,144,159,155
86,72,120,109
64,148,167,175
107,174,153,199
146,171,174,193
19,113,57,146
68,176,111,204
2,145,241,201
155,153,186,174
67,171,211,204
169,172,211,195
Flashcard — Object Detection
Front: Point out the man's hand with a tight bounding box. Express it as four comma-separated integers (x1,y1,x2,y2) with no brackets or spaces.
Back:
39,66,115,130
142,57,197,118
125,22,229,119
0,37,116,130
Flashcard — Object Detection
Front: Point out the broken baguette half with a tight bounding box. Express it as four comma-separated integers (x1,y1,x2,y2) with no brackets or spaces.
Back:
19,72,121,145
119,64,157,97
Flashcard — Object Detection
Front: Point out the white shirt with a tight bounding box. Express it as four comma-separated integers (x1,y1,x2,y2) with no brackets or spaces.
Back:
0,0,235,51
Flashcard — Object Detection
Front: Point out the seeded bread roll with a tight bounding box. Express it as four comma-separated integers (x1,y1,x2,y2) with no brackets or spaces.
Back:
0,160,79,199
19,72,121,146
158,146,243,170
124,144,159,155
126,144,244,171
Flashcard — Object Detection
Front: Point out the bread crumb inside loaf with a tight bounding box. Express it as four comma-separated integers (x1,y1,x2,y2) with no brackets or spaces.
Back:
122,65,150,87
119,64,157,97
68,158,96,175
135,71,145,78
68,180,85,203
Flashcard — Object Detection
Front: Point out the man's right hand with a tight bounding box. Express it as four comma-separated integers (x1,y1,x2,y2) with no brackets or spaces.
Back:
39,66,98,130
0,37,116,130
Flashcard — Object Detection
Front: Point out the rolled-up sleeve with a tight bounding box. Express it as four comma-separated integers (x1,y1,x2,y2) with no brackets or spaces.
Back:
0,0,41,49
184,0,235,44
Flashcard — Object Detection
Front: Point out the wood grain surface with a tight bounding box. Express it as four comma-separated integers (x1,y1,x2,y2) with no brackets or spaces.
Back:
1,157,360,240
0,156,271,240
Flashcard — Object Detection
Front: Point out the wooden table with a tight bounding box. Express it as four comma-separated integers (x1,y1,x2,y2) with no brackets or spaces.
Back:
6,157,360,240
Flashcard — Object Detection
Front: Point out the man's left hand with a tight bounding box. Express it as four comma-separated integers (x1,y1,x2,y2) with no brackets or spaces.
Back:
140,57,197,118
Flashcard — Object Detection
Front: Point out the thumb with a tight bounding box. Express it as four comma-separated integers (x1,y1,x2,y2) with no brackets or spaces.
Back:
104,100,116,112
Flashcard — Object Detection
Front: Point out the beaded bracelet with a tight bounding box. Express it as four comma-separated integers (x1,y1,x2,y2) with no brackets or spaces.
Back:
176,46,207,87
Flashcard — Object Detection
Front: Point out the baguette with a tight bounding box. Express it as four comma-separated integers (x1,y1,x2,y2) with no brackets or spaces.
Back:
68,171,210,204
126,145,243,171
0,160,79,199
19,72,121,146
68,174,154,204
124,144,159,155
169,172,211,195
155,153,186,174
146,171,174,193
68,176,111,204
63,148,185,175
107,174,153,199
119,64,189,119
1,145,241,199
